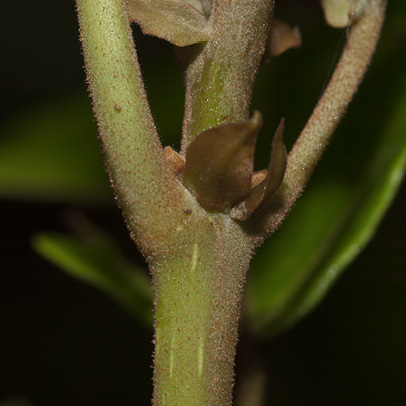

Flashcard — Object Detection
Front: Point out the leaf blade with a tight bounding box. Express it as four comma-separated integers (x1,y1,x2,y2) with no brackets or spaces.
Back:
32,232,153,327
0,94,110,203
245,15,406,336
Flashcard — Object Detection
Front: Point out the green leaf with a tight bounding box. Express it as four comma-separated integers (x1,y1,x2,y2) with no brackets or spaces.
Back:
245,7,406,337
32,228,153,327
0,93,111,203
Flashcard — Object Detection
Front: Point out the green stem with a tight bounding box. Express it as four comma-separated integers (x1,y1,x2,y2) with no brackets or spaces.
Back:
247,0,387,241
76,0,188,254
181,0,274,154
77,2,261,405
152,214,253,406
284,0,387,202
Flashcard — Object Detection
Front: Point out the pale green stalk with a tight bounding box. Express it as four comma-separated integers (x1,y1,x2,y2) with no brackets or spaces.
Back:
152,214,253,406
76,0,187,254
248,0,387,241
181,0,274,154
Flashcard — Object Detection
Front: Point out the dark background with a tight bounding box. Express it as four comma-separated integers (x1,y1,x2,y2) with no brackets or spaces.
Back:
1,1,405,405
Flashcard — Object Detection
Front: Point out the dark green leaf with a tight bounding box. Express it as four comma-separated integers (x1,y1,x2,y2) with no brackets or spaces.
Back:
32,230,153,327
245,8,406,336
0,93,110,203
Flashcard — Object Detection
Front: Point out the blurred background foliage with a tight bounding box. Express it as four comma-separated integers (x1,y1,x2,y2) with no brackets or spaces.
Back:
1,0,405,405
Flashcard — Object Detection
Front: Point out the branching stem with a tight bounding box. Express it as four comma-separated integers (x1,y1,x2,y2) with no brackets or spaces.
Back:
76,1,387,406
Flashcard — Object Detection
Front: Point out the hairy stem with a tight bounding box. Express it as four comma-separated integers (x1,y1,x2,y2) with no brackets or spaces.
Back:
76,0,187,255
181,0,274,154
77,1,386,406
152,214,253,406
76,2,263,405
285,0,387,201
249,0,387,241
